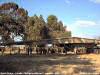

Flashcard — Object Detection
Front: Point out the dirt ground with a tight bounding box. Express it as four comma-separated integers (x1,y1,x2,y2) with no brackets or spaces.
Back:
0,54,100,75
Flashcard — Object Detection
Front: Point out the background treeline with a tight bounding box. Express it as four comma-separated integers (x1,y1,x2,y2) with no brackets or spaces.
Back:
0,2,71,43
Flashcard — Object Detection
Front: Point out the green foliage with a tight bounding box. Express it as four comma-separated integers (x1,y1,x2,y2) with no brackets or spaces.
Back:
49,31,71,38
0,2,18,10
0,2,28,42
0,3,71,42
27,14,71,41
26,15,47,41
47,15,71,39
47,15,58,30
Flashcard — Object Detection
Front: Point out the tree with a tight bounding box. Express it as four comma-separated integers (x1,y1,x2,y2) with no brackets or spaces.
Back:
47,15,71,39
0,2,28,43
47,15,58,30
57,21,65,31
0,2,18,10
0,3,71,43
26,15,47,41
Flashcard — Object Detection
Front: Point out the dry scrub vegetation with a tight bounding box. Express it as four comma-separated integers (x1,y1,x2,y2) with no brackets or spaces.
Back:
0,54,100,75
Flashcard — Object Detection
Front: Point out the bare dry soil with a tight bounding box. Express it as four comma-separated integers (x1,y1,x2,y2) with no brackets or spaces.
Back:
0,54,100,75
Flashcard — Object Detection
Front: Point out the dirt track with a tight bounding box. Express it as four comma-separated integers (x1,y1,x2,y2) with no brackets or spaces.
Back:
0,54,100,75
